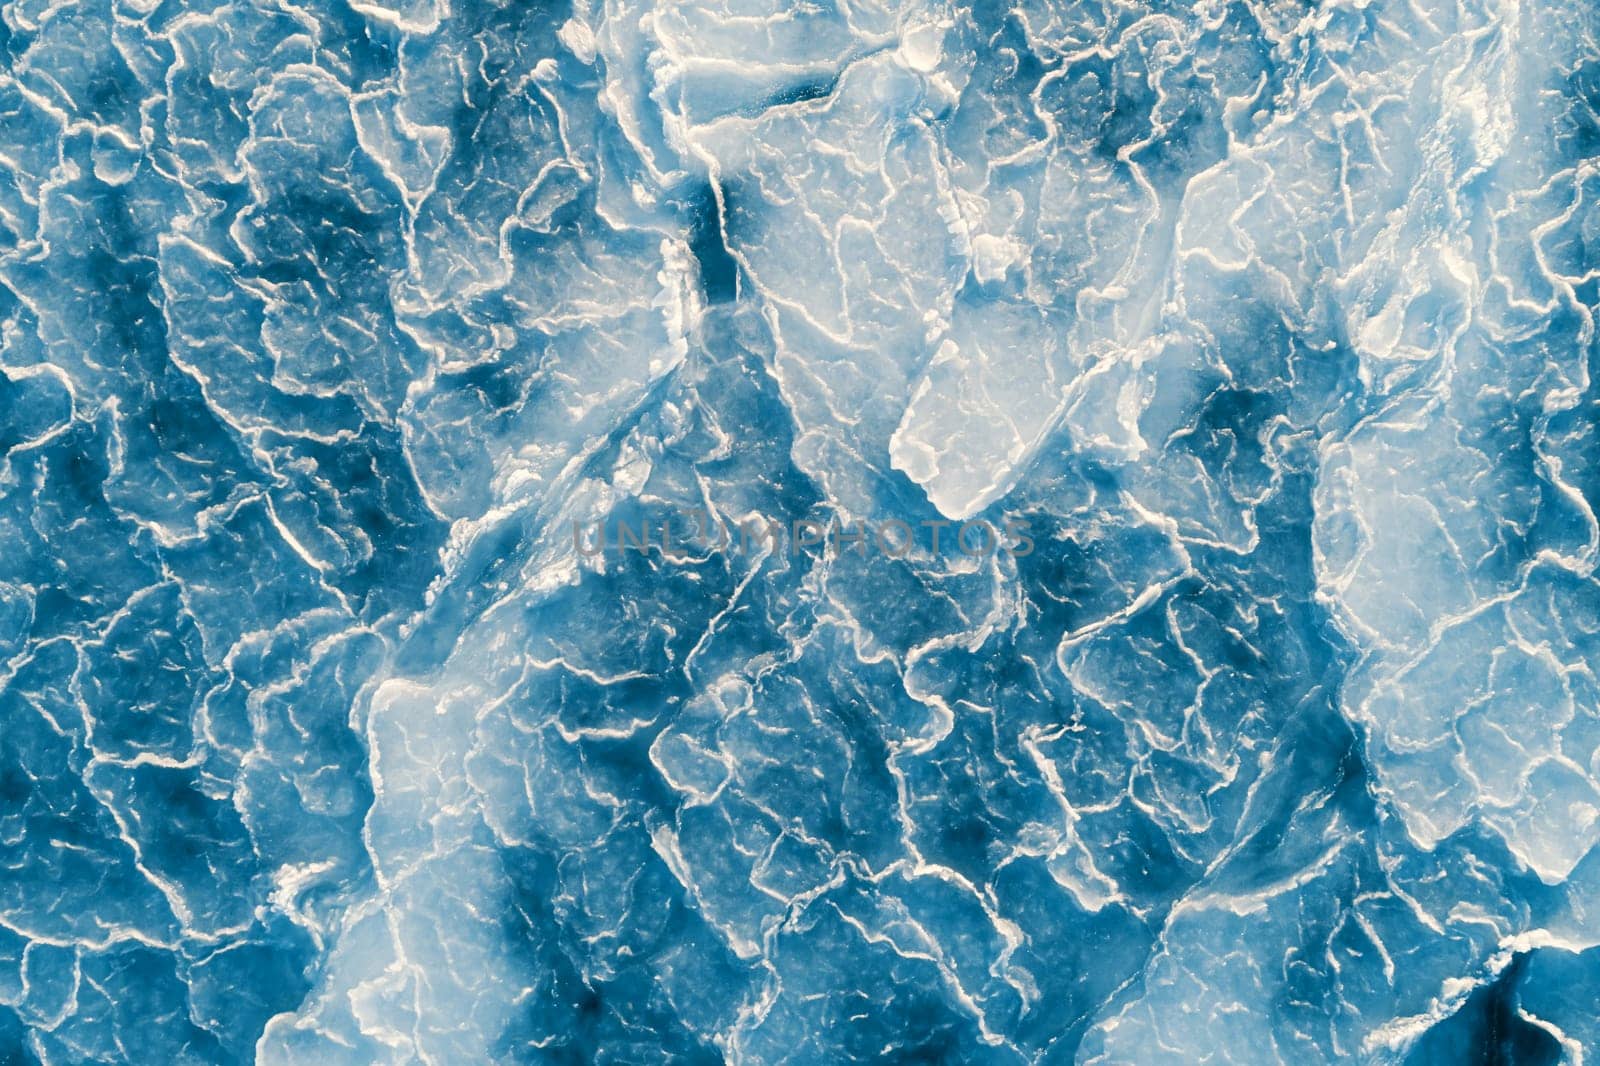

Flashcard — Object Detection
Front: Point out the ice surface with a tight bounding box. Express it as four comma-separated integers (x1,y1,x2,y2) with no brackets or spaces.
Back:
4,0,1600,1059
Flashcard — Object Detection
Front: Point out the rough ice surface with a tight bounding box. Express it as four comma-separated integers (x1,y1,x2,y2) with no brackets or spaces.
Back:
4,0,1600,1057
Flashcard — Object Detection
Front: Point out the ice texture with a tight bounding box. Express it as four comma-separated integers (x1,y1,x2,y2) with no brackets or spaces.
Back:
4,0,1600,1059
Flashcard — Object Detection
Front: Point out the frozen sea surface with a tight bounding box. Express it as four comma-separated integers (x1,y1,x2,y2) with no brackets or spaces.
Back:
3,0,1600,1059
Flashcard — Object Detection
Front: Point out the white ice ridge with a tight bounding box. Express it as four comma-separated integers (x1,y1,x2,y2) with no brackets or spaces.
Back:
6,0,1600,1056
